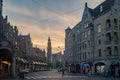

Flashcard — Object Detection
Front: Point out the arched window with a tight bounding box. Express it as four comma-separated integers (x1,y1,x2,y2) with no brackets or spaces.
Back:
106,33,111,44
114,32,118,43
114,18,118,28
72,34,75,41
106,19,111,30
107,47,112,56
114,46,118,56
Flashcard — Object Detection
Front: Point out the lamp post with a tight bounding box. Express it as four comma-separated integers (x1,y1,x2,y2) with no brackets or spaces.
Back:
12,42,17,78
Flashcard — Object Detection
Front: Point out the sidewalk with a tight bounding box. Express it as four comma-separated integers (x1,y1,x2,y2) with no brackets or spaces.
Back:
64,72,120,80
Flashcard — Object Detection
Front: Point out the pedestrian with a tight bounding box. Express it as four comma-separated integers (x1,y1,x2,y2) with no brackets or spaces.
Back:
19,66,25,79
87,69,91,77
61,68,65,77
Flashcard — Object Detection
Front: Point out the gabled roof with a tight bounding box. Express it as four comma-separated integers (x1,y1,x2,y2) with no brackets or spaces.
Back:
84,0,115,18
92,0,115,18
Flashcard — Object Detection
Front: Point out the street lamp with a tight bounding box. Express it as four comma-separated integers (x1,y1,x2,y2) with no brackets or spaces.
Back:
12,41,17,78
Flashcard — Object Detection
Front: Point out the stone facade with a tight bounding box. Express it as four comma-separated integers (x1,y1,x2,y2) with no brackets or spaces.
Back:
52,52,62,68
65,0,120,76
0,0,47,79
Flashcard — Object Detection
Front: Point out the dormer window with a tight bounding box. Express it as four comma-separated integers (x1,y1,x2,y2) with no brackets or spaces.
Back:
100,5,103,12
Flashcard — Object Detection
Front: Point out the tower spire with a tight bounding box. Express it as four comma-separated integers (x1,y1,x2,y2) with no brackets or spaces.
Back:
47,36,52,65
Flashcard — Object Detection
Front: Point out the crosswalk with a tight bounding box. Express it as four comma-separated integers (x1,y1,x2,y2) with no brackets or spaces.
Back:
25,75,87,79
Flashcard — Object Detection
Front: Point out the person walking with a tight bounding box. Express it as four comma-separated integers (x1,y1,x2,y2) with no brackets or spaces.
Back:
61,68,65,77
19,66,25,79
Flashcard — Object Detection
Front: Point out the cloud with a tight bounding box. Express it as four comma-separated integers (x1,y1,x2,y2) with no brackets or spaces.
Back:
3,0,105,53
3,2,35,17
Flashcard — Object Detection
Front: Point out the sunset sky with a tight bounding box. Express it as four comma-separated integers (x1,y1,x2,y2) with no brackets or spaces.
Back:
3,0,105,54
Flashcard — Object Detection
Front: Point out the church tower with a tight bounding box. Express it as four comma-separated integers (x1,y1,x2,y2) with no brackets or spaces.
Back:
47,36,52,64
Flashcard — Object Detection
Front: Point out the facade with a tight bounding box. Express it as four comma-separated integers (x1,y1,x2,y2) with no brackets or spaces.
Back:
31,47,47,71
0,0,18,78
0,0,47,79
65,0,120,76
47,36,52,65
52,52,62,68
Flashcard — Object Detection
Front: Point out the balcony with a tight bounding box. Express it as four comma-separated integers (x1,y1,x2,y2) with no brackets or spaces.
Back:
106,26,118,31
114,26,118,30
113,40,118,44
106,27,112,31
106,55,118,59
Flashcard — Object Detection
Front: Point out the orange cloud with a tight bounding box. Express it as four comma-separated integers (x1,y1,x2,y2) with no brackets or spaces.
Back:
3,0,105,54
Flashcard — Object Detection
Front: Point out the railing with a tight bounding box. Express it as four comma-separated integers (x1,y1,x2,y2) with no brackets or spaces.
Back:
105,40,118,45
106,27,112,31
106,26,118,31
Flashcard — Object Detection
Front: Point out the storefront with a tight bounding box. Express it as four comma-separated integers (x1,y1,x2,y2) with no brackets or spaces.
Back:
82,63,90,74
0,47,16,79
95,62,105,74
82,62,93,74
0,61,11,78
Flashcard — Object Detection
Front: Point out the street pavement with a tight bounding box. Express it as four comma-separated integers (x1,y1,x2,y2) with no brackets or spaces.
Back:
22,69,120,80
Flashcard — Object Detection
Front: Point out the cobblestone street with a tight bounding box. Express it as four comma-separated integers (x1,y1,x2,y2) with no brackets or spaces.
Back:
23,69,120,80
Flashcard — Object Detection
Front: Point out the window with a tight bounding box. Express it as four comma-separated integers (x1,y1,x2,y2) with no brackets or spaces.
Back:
100,5,103,12
83,24,86,28
86,22,89,27
106,19,111,28
88,40,90,47
85,43,87,48
83,22,89,28
85,32,87,38
88,52,91,58
82,33,84,38
97,24,101,33
88,30,91,36
85,52,87,59
98,49,101,57
98,39,101,45
83,54,84,59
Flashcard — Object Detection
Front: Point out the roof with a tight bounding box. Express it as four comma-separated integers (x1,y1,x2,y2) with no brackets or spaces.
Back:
88,0,115,18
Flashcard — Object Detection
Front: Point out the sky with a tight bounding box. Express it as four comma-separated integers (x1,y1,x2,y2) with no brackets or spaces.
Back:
3,0,105,54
